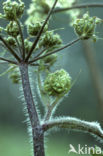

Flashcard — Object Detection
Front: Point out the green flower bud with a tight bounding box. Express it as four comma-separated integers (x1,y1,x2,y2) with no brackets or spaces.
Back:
39,54,57,71
43,54,57,66
3,0,25,20
8,65,20,84
95,17,103,24
5,36,16,47
9,72,20,84
73,12,101,40
6,21,19,37
40,31,62,48
27,22,48,36
44,69,72,96
24,39,32,53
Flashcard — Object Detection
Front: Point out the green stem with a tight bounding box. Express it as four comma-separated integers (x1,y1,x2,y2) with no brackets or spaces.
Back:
53,3,103,13
42,117,103,141
44,96,62,121
37,68,50,108
16,19,25,60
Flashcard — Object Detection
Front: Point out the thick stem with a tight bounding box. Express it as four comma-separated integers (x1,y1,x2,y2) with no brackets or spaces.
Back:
19,63,45,156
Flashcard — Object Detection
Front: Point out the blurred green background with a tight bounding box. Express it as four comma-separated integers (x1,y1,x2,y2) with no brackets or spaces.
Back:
0,0,103,156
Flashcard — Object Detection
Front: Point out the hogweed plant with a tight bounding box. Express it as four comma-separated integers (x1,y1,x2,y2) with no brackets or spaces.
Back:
0,0,103,156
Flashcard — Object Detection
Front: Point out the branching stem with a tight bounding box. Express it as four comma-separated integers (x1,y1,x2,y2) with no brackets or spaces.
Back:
44,96,61,121
0,57,17,64
29,37,81,64
0,35,21,62
25,0,58,61
35,48,47,58
42,117,103,141
16,19,25,60
53,3,103,13
15,37,22,58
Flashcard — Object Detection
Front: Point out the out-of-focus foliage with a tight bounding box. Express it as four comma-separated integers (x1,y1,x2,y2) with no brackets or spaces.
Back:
26,0,80,25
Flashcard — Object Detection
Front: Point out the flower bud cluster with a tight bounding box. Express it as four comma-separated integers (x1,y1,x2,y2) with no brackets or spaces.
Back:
40,31,62,48
27,22,48,36
6,21,19,37
5,36,16,47
73,12,102,40
3,0,24,20
43,54,57,66
44,69,72,96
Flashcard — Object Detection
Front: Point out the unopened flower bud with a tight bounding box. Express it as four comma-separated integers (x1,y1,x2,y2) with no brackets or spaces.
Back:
73,12,102,40
3,0,24,20
43,54,57,66
40,31,62,48
6,21,19,37
24,39,32,53
27,22,48,36
44,69,72,96
8,65,20,84
5,36,16,47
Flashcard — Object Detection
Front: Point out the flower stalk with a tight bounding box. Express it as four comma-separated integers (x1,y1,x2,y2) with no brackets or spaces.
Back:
42,117,103,141
25,0,58,61
29,37,81,64
19,63,45,156
53,3,103,13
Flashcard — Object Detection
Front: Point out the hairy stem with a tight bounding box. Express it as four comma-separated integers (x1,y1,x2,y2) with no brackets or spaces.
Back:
25,0,58,61
44,96,61,121
19,63,45,156
42,117,103,141
53,3,103,13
